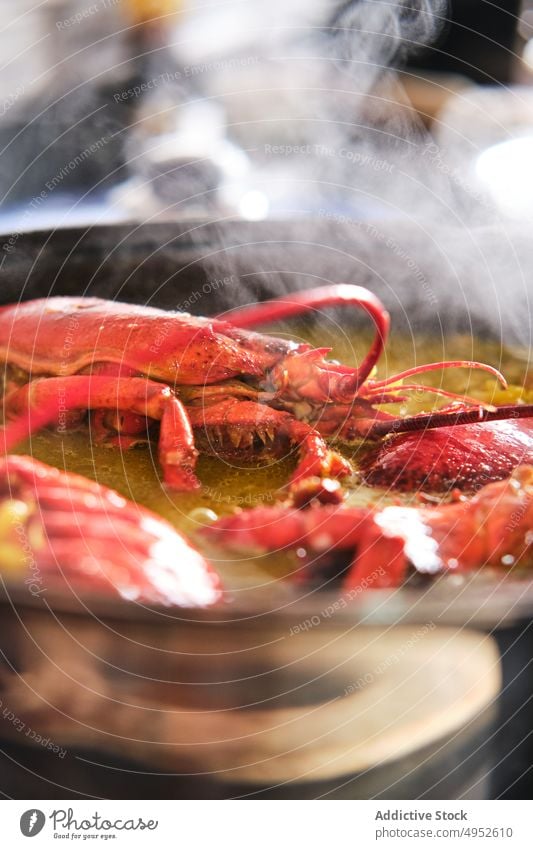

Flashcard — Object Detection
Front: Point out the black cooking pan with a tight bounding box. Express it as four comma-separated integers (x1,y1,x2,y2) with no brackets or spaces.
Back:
0,219,531,799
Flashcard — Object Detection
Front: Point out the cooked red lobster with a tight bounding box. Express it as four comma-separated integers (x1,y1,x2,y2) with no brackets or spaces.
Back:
1,286,532,502
0,455,220,607
205,465,533,589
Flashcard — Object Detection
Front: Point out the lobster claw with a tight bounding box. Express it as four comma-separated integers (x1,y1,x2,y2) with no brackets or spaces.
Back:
0,455,221,607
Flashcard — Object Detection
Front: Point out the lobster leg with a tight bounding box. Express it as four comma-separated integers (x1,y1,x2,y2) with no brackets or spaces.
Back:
219,285,390,391
89,409,150,450
285,417,351,503
186,398,351,503
1,376,200,490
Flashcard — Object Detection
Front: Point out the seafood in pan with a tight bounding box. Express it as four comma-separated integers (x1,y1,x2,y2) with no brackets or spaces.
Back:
1,287,532,601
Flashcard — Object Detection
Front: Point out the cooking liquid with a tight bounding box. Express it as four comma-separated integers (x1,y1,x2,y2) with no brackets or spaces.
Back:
13,330,532,596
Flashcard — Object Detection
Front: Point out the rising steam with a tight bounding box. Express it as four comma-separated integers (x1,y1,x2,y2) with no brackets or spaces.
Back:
153,1,531,352
327,0,447,83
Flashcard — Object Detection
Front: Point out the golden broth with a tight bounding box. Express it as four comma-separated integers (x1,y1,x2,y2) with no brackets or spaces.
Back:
12,330,532,596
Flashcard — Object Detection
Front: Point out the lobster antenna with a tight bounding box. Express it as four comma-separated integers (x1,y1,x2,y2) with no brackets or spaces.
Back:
220,285,390,390
368,404,533,438
368,360,507,390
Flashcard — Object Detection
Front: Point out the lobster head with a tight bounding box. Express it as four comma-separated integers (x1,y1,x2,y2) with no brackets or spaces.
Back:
266,347,376,407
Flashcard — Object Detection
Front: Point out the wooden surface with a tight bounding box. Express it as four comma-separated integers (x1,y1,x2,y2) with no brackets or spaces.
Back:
0,615,501,785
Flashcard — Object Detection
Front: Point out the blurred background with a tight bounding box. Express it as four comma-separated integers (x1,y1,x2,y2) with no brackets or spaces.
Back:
1,0,533,230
